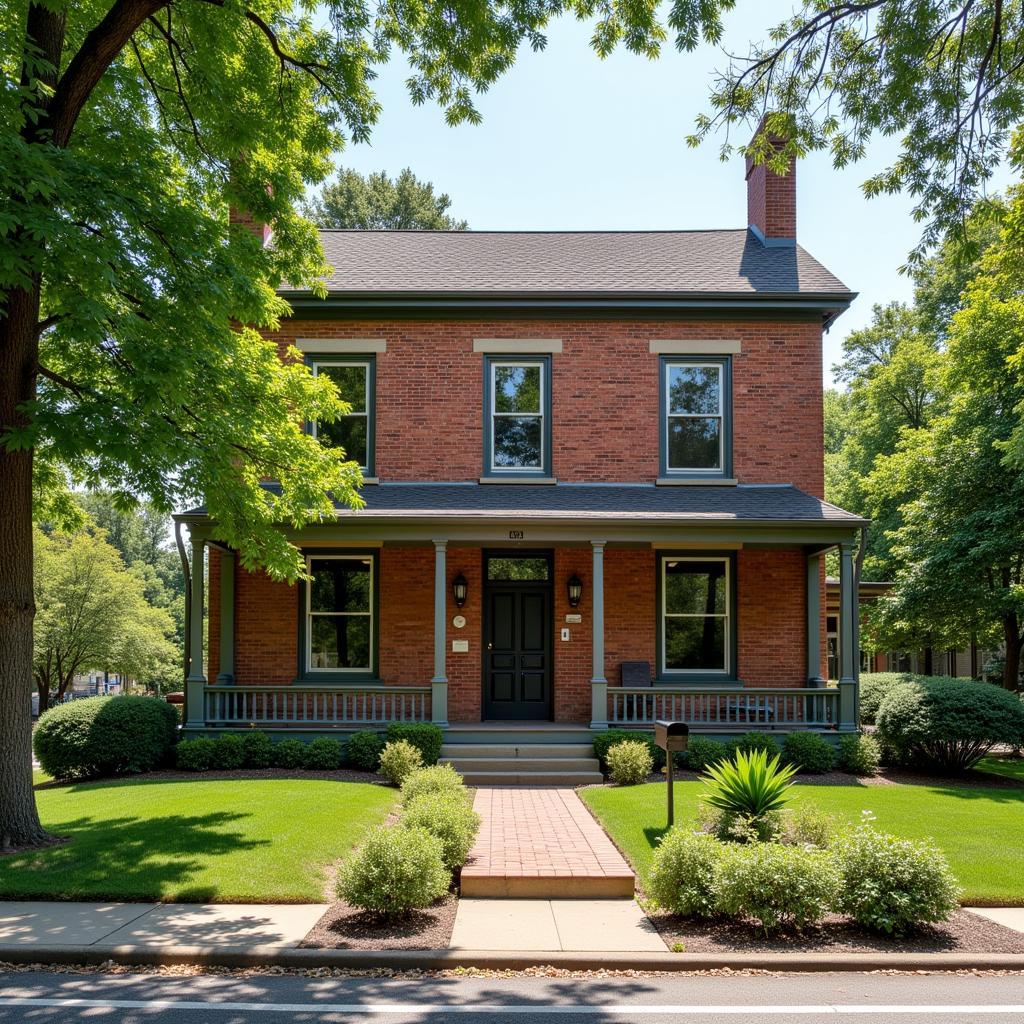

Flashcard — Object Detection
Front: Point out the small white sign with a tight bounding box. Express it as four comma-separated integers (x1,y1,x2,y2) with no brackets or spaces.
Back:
565,613,582,624
452,615,467,629
451,639,469,653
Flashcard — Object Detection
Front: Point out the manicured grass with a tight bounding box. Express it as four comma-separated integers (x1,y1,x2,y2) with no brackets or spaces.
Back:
977,754,1024,783
581,779,1024,906
1,778,397,902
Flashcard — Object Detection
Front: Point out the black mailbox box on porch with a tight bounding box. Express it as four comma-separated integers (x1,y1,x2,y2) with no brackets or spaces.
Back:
654,720,689,754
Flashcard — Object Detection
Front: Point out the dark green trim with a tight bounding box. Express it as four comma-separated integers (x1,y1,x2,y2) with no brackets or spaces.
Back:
295,547,381,684
482,354,553,479
304,353,376,477
655,550,739,684
658,356,733,480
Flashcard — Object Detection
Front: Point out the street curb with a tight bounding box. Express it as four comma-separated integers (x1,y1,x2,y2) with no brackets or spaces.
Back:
2,945,1024,973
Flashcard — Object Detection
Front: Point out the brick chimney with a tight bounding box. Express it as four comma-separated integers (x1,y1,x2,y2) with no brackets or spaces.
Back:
745,117,796,246
229,206,272,247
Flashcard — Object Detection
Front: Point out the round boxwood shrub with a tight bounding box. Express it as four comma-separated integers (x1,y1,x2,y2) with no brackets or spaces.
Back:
837,734,880,776
726,732,782,761
271,738,307,769
593,729,666,771
34,695,177,781
303,737,344,770
386,723,443,766
713,841,840,932
338,825,449,918
859,673,913,725
647,828,722,917
346,731,384,772
836,825,960,935
401,791,481,869
876,677,1024,771
378,739,423,786
240,730,274,769
400,763,465,805
782,732,836,774
211,733,246,770
683,737,729,773
606,739,654,785
176,736,217,772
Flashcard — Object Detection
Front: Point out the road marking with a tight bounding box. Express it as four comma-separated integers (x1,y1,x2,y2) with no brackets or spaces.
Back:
1,998,1024,1016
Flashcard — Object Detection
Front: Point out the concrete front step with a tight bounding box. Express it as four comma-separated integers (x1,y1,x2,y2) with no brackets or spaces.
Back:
441,757,600,773
458,770,604,786
459,873,634,898
440,743,595,758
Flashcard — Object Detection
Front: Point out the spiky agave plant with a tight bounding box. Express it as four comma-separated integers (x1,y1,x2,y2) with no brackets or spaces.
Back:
701,748,797,819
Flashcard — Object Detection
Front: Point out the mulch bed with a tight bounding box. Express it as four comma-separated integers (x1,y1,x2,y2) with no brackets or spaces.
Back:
33,768,389,789
649,909,1024,955
299,895,457,951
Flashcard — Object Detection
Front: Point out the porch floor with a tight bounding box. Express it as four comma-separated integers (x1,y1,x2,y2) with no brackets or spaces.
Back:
460,788,634,899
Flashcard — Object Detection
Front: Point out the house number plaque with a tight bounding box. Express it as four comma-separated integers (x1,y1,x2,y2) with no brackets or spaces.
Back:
452,615,466,629
508,529,525,540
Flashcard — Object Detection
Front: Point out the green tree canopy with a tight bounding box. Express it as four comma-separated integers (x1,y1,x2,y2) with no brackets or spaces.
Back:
307,167,467,230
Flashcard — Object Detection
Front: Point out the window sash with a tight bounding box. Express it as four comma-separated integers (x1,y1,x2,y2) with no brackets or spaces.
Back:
305,555,374,673
663,361,726,474
311,360,371,472
660,556,731,675
489,360,546,473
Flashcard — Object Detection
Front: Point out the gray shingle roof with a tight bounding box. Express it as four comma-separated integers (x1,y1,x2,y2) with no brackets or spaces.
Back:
309,229,851,297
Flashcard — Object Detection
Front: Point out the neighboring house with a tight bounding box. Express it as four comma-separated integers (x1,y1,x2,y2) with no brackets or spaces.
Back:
174,121,865,756
71,672,123,697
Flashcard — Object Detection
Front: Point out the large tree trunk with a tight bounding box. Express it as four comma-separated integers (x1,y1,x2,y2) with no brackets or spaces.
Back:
1003,615,1022,692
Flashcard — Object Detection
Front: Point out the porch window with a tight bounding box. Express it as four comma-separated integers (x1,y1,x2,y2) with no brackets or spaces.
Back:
306,555,374,672
660,358,731,477
660,556,731,675
484,357,550,476
310,358,374,474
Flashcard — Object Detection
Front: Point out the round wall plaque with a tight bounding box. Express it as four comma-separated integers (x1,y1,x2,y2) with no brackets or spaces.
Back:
452,614,467,629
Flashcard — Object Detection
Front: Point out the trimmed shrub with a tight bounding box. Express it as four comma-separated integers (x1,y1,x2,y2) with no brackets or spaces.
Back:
714,842,840,932
836,825,960,935
782,732,836,774
378,739,423,786
780,802,841,848
725,732,782,761
303,737,344,770
386,723,443,766
683,737,729,773
211,733,247,770
34,695,178,780
647,828,722,917
271,738,307,769
176,736,217,772
401,791,481,869
240,730,275,769
593,729,666,770
338,825,449,918
876,677,1024,771
837,734,881,776
859,673,911,725
606,740,654,785
400,763,466,805
347,731,384,772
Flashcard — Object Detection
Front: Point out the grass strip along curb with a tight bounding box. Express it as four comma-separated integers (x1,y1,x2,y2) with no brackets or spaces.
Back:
2,944,1023,974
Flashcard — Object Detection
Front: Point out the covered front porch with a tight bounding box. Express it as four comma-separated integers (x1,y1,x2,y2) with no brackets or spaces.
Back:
175,482,865,737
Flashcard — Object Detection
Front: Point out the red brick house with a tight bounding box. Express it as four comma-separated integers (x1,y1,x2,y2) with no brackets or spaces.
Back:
175,130,865,773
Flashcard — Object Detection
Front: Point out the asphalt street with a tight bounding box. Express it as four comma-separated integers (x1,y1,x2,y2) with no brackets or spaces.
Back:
1,969,1023,1023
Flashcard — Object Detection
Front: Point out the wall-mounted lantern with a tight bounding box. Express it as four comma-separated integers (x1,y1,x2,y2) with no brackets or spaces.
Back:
567,573,583,608
452,572,468,608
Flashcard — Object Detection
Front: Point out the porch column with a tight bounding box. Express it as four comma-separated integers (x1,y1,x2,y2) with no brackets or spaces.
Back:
216,548,235,684
185,531,207,728
806,553,825,686
589,540,608,730
838,541,858,731
431,539,449,726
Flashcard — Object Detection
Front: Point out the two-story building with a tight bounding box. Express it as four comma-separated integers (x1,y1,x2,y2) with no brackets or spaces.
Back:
175,125,865,777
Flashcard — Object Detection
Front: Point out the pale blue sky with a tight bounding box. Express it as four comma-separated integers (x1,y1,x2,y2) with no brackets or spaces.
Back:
332,3,1012,385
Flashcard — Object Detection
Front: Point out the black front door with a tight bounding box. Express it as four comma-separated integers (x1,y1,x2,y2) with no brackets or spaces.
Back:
483,553,553,721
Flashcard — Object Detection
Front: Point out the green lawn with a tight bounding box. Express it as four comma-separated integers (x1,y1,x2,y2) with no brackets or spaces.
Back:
581,779,1024,906
1,777,396,902
977,754,1024,783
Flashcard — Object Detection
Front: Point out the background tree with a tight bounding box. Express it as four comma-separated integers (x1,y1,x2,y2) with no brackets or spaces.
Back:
306,167,467,229
33,527,177,708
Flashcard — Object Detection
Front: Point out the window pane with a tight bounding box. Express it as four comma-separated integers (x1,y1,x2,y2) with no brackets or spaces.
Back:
310,615,371,669
319,364,367,413
494,365,541,413
487,557,550,581
668,365,720,415
493,416,542,468
310,559,371,613
667,417,720,470
318,416,367,467
665,617,726,671
665,560,727,615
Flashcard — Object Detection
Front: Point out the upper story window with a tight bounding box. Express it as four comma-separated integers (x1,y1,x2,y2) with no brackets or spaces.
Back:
310,358,375,475
484,356,551,477
660,357,731,478
660,555,732,677
306,555,374,674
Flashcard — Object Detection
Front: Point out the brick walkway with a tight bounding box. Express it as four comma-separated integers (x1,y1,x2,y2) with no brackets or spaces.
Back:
460,788,635,898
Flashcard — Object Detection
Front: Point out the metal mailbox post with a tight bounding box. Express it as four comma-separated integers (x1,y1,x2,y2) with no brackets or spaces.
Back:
654,720,689,828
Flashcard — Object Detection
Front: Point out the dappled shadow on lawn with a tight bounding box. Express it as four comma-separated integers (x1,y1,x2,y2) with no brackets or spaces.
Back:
0,808,267,903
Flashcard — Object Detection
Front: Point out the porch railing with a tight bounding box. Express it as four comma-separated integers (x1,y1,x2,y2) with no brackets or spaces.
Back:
608,687,837,729
203,685,432,727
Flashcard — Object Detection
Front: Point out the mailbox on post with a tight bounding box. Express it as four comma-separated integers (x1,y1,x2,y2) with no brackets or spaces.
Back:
654,720,689,828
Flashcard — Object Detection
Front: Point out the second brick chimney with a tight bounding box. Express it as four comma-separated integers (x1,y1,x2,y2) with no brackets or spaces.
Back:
745,117,796,246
